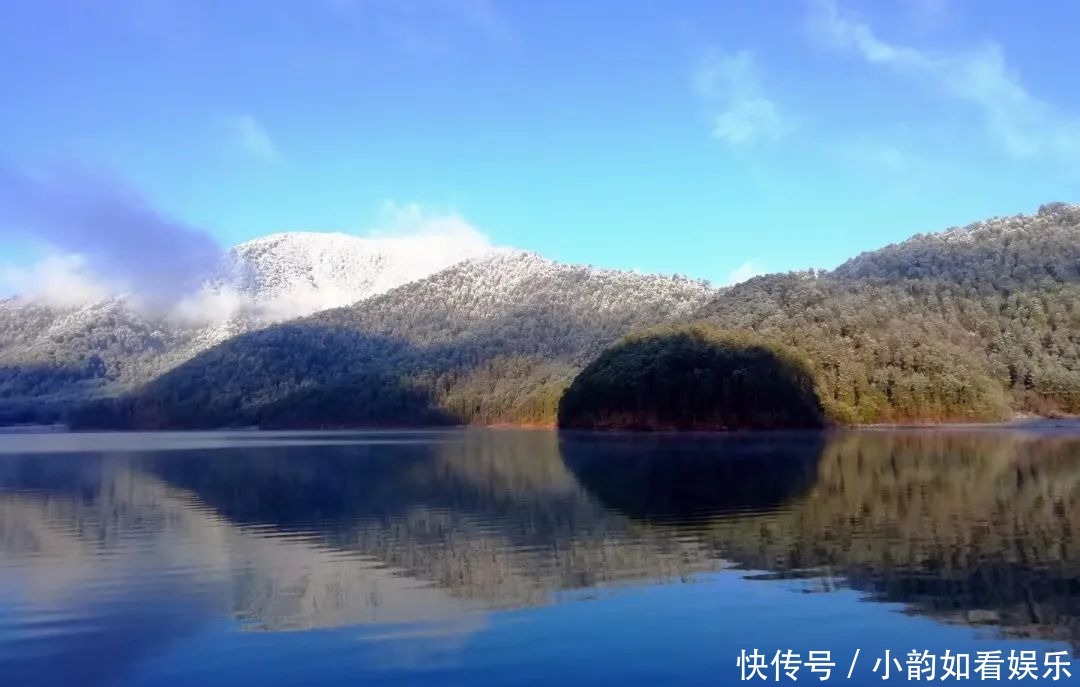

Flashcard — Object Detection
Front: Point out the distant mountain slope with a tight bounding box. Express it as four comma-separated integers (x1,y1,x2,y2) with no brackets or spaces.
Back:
312,251,714,357
832,202,1080,286
0,230,494,422
0,299,189,403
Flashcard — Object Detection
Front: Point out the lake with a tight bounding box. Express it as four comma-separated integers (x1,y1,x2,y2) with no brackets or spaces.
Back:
0,427,1078,685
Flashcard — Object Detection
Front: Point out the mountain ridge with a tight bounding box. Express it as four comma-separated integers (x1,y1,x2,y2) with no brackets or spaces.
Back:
2,203,1078,427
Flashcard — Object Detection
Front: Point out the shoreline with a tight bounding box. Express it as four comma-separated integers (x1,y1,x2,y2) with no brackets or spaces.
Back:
4,416,1080,434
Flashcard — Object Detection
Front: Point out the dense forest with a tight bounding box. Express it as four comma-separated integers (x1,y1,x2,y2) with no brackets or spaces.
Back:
697,203,1080,423
70,253,713,428
19,203,1080,429
557,326,824,430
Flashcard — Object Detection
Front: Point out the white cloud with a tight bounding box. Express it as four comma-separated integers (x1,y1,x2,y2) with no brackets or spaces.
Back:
725,260,766,286
170,285,249,325
0,164,223,310
372,201,491,244
226,114,279,162
811,0,1080,159
1,254,116,308
693,50,792,146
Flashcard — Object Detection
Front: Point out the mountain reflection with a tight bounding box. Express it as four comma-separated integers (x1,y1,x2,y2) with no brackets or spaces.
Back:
1,427,1079,673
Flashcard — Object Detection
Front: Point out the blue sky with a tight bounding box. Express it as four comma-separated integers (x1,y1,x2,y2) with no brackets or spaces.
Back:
1,0,1079,287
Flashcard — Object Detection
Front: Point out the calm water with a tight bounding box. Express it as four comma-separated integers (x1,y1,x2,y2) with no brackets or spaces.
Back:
1,428,1078,685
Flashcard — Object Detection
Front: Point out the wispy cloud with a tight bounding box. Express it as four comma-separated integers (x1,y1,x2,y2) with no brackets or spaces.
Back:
725,260,767,286
372,201,491,243
810,0,1080,159
225,114,279,163
693,49,792,146
0,164,223,310
1,254,115,308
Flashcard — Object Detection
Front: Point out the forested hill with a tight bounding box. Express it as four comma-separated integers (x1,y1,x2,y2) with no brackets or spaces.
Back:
40,204,1080,428
308,251,713,358
696,203,1080,422
78,253,715,428
833,202,1079,286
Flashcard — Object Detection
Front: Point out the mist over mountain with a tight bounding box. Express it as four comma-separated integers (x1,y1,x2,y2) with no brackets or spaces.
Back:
0,228,497,422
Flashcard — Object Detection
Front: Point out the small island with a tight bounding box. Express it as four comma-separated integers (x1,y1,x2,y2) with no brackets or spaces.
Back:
557,325,825,431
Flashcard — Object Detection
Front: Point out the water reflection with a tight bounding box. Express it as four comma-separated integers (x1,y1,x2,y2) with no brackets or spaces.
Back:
566,429,1080,650
718,431,1080,649
560,431,823,521
0,427,1078,684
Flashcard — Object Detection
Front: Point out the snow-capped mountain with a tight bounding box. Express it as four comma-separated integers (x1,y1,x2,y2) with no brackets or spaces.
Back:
202,229,498,321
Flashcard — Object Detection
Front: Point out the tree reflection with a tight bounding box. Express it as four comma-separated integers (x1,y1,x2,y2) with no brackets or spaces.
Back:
568,429,1080,651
